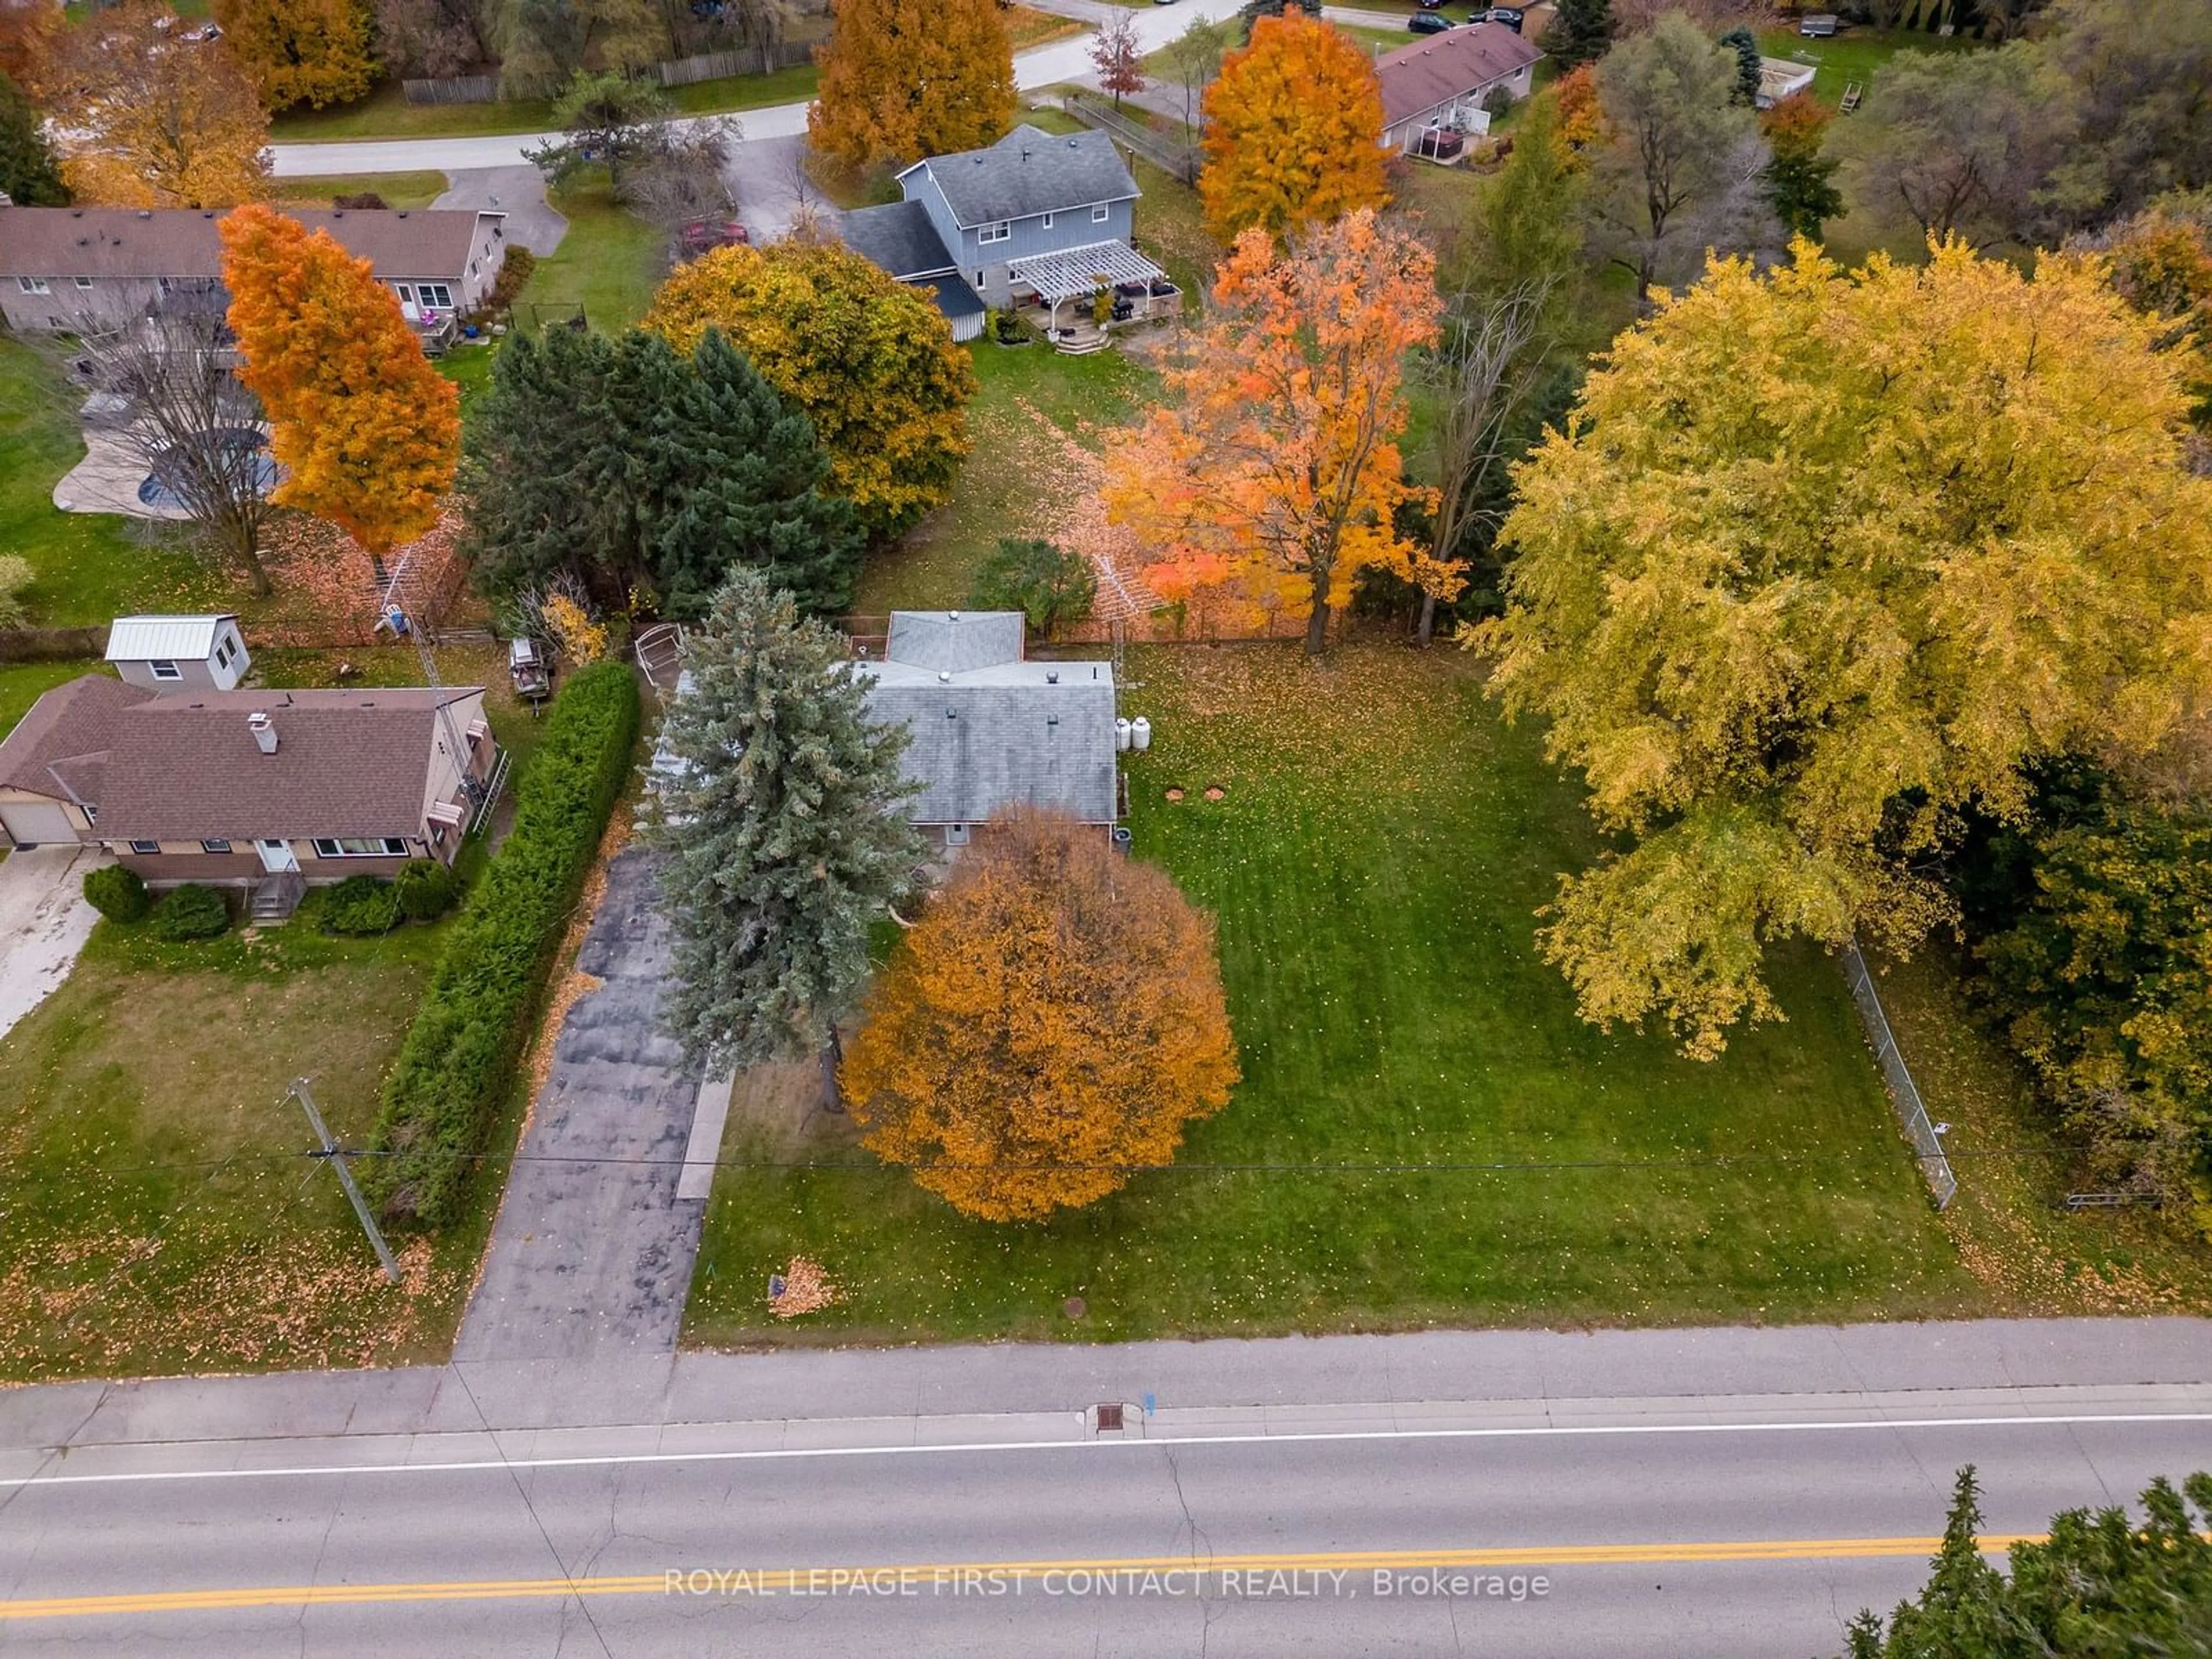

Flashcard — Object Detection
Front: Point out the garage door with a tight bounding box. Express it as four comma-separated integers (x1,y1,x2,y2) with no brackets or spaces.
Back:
0,801,79,845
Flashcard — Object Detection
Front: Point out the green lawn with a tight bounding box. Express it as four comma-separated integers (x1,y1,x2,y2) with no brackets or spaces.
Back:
0,907,480,1381
520,177,665,332
854,340,1155,616
268,65,820,143
272,171,450,209
687,645,1997,1348
1756,25,1984,108
0,340,229,628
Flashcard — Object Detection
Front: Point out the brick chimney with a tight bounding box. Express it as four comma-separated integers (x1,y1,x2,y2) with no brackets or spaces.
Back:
248,710,277,754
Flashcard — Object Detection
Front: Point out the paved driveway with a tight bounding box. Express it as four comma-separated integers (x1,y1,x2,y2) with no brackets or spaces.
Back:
452,846,708,1362
0,844,106,1042
433,166,568,255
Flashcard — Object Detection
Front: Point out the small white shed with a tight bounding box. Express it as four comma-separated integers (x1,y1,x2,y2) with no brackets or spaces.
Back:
105,614,250,692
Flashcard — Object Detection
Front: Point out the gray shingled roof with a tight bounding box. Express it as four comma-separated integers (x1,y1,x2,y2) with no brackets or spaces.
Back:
885,611,1026,672
838,200,957,279
0,673,153,801
903,126,1139,229
862,671,1118,825
1377,21,1543,127
93,687,482,841
0,206,503,283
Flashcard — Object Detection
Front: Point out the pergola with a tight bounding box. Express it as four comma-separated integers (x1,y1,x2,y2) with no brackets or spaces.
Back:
1006,240,1168,331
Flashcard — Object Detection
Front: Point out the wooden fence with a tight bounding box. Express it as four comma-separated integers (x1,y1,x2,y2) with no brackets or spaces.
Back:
402,37,818,103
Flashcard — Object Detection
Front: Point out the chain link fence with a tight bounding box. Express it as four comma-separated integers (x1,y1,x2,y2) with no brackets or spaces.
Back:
1839,941,1957,1210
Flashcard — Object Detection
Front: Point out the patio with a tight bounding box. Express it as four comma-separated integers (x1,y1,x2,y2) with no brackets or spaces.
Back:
1006,240,1179,355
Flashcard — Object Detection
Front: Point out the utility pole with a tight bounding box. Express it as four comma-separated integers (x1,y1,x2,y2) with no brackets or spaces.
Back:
291,1078,401,1285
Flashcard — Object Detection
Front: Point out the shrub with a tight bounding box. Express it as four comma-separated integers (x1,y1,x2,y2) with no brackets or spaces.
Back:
321,874,403,935
394,858,461,921
969,537,1097,638
333,191,388,210
148,883,230,941
485,245,536,316
82,863,150,922
362,661,639,1226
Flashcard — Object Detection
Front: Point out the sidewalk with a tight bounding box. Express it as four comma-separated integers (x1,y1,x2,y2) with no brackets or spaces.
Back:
6,1318,2208,1456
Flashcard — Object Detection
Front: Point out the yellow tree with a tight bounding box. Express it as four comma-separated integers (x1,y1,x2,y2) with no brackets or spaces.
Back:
807,0,1014,171
48,5,270,207
1471,238,2212,1058
843,806,1240,1223
214,0,378,112
1198,5,1387,243
1104,209,1442,656
220,204,459,556
645,241,976,539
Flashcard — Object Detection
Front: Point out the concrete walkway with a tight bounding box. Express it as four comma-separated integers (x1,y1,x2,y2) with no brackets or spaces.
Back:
450,845,709,1362
0,844,108,1042
3,1317,2208,1451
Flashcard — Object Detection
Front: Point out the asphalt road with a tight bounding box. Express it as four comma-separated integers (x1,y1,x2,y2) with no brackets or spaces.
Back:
3,1386,2207,1656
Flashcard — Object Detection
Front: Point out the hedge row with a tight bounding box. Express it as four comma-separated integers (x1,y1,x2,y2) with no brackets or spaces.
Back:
362,661,640,1227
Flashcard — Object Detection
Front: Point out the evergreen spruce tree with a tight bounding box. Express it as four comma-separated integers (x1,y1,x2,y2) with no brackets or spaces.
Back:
641,567,924,1098
650,330,863,619
0,72,67,207
1719,28,1762,106
1542,0,1613,71
461,327,627,596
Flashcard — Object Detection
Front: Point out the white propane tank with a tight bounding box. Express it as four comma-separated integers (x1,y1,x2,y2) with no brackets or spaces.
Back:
1131,717,1152,753
1115,718,1132,752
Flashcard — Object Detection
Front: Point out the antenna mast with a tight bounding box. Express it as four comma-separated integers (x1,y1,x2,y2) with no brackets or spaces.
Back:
377,554,486,809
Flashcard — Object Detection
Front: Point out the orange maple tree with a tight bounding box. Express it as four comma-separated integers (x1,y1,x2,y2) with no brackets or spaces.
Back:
219,204,459,558
1552,63,1603,156
1103,209,1444,656
1198,5,1387,243
842,806,1240,1224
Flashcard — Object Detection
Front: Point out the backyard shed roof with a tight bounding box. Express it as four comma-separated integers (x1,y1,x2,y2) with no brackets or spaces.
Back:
902,126,1139,228
0,675,153,800
0,206,503,282
1376,22,1543,127
93,687,483,840
105,614,238,663
838,200,957,279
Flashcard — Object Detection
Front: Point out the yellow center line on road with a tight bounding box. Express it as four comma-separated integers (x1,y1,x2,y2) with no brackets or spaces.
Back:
1,1536,2044,1620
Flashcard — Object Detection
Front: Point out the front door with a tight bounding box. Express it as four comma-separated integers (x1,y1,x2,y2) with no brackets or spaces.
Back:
255,839,297,873
395,284,421,322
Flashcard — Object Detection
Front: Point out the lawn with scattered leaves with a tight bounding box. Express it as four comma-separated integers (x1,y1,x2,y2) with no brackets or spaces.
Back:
687,644,2002,1348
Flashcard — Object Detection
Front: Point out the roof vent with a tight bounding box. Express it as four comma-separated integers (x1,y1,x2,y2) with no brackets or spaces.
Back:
937,670,950,683
136,209,152,219
1046,671,1059,684
247,710,277,755
396,210,408,217
1067,138,1078,148
202,210,214,218
71,208,84,218
332,209,343,217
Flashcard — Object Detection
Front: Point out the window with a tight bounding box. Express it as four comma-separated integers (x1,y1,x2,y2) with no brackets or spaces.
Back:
1091,204,1109,224
74,276,95,291
17,276,50,296
200,839,232,854
418,283,454,309
979,221,1010,245
149,658,182,682
214,638,236,669
128,840,161,855
975,271,986,289
312,838,410,858
1041,213,1054,229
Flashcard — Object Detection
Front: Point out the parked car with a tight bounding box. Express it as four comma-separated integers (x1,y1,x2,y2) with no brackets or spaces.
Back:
1482,6,1524,29
1408,12,1455,32
509,637,551,703
1416,0,1445,9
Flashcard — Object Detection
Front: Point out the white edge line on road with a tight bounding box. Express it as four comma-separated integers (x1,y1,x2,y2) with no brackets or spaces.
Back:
7,1411,2210,1491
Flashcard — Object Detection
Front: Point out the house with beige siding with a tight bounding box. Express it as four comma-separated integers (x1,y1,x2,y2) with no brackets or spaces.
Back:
0,202,509,336
0,675,501,916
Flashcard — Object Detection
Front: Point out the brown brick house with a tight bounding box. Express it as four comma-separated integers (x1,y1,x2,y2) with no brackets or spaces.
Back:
0,676,501,903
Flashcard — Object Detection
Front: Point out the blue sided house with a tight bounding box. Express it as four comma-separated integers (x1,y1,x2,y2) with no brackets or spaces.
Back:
839,125,1180,352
